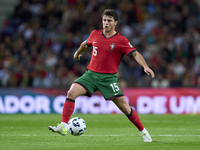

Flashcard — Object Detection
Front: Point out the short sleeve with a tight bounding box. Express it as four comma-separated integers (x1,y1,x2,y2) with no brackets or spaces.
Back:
121,37,137,57
86,30,95,47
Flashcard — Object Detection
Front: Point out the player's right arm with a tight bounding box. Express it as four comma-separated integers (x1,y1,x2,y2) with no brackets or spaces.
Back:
74,40,90,60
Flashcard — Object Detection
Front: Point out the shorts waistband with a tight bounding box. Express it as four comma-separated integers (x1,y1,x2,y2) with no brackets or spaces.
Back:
87,70,117,77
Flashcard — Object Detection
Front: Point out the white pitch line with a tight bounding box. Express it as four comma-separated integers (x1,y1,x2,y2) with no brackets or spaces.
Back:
1,134,200,137
2,127,200,131
82,134,200,137
153,128,200,131
151,135,200,137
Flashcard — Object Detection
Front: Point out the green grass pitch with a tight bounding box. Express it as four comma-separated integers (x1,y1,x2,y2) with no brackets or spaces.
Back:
0,114,200,150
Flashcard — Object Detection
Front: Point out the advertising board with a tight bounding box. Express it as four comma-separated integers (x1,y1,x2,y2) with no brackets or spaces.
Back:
0,88,199,114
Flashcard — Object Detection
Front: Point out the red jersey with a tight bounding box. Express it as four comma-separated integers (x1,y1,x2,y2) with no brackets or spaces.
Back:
86,29,137,74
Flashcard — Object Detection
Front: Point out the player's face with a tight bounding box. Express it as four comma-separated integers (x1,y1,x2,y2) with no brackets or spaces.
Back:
102,15,117,32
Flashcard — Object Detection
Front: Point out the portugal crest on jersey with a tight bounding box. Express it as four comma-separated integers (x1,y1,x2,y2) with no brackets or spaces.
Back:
109,43,115,52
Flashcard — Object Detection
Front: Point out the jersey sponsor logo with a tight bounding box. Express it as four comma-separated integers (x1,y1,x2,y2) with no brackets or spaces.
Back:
93,42,98,43
108,43,115,52
128,42,133,48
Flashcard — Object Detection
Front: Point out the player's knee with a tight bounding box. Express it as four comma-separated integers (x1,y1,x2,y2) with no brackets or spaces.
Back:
67,89,77,100
120,105,131,115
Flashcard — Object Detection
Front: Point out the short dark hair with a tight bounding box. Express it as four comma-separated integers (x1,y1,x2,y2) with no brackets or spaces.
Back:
102,9,118,21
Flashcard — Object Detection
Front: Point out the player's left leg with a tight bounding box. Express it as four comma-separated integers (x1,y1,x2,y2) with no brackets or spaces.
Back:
112,96,152,142
48,83,87,136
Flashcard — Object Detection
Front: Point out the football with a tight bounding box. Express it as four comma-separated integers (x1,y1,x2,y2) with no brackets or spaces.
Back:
67,117,86,136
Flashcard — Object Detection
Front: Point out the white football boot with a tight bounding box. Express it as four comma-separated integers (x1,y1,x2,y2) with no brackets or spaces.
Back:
48,123,68,136
140,128,152,142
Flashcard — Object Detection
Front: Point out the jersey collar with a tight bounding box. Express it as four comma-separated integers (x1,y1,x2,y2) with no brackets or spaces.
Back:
102,30,118,38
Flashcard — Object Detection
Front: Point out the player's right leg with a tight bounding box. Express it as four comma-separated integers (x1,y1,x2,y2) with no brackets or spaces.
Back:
48,83,87,136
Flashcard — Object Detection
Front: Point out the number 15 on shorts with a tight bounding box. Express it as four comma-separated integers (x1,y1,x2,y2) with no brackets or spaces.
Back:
110,83,119,95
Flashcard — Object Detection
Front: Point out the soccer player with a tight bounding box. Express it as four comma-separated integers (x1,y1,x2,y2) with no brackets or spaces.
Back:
49,9,155,142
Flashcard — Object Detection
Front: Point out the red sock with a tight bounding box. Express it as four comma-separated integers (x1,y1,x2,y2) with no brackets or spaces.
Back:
61,98,75,123
127,109,144,131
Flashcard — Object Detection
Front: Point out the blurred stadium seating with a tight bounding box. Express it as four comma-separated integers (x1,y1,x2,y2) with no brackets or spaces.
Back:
0,0,200,89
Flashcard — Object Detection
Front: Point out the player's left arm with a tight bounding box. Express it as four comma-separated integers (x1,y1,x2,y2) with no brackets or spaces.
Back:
131,51,155,78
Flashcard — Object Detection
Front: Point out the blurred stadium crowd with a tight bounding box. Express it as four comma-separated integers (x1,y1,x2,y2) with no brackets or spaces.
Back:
0,0,200,89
